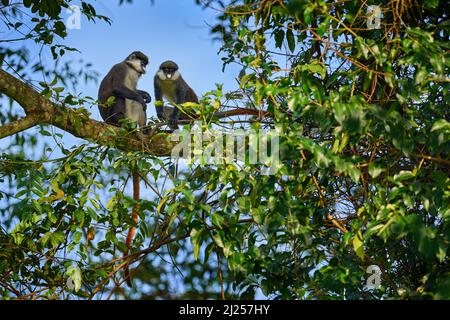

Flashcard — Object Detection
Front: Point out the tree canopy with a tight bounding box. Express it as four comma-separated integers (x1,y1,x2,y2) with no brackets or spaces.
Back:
0,0,448,299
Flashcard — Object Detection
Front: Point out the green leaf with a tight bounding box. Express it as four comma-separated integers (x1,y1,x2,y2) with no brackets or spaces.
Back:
353,230,364,261
368,163,384,178
303,5,314,24
90,198,101,210
66,265,82,292
437,242,447,262
211,214,225,228
274,29,285,49
302,61,327,79
39,232,52,246
317,17,330,37
415,68,427,84
393,170,415,182
286,29,295,53
73,231,82,243
50,231,65,248
106,195,117,211
431,119,450,132
190,228,204,261
157,194,170,214
240,73,254,88
424,0,439,9
211,232,225,249
39,129,52,136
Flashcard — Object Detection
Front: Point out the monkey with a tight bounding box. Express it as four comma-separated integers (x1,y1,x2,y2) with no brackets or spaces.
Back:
98,51,151,130
154,60,198,130
154,60,269,130
98,51,151,287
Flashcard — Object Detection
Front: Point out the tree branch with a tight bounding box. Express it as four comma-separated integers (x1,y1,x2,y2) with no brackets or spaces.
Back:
0,115,41,138
0,68,174,156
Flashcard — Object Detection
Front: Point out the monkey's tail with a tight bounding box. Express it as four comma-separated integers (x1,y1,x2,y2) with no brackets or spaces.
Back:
123,169,140,287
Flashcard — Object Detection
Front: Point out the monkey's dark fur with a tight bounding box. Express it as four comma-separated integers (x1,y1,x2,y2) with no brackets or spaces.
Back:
98,51,151,128
154,60,198,129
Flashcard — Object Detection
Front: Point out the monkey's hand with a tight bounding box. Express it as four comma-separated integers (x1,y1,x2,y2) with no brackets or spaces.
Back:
138,90,152,104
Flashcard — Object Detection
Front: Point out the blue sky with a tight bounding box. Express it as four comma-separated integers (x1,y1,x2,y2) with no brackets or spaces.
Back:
60,0,240,120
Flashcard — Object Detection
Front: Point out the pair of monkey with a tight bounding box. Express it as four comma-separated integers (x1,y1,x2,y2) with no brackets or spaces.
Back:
98,51,197,131
98,51,264,132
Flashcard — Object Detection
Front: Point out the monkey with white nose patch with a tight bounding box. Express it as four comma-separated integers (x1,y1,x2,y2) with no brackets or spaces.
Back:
154,60,198,130
154,60,269,130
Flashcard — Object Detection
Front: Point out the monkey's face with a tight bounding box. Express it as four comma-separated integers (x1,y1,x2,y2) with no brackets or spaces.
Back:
157,61,180,81
158,66,180,81
126,54,147,75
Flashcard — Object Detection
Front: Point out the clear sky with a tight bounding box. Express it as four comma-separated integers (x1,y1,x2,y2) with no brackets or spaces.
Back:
58,0,241,120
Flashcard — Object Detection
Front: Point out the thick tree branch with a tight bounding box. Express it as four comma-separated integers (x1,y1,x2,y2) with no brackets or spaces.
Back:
0,69,49,114
0,115,41,138
0,68,174,156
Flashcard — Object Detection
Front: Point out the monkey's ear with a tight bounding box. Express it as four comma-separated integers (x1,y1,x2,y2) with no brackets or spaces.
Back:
128,53,136,61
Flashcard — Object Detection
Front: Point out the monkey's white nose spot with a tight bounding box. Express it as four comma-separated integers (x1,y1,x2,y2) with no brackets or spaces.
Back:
167,74,172,79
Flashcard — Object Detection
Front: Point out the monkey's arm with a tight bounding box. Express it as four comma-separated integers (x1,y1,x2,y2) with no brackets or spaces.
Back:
185,86,199,104
112,85,146,104
110,67,146,106
137,90,151,104
135,90,151,112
